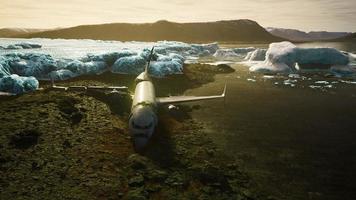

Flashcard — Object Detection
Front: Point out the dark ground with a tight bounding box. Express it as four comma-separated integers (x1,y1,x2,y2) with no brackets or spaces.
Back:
0,64,270,200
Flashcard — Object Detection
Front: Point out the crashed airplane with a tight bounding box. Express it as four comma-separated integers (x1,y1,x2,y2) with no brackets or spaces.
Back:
52,47,226,150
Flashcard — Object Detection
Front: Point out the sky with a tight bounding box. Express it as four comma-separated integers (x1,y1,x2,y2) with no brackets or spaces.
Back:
1,0,356,32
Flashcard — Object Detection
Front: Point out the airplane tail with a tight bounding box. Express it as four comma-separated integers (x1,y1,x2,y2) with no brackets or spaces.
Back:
144,47,155,74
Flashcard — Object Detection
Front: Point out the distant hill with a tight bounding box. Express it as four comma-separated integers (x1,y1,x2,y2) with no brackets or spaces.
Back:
266,27,351,41
13,20,282,43
0,28,49,38
332,33,356,42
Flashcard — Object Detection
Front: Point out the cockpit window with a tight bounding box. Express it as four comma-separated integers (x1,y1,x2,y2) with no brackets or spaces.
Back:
131,121,153,129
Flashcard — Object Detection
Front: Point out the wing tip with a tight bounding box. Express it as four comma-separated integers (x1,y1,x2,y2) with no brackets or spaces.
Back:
222,83,227,97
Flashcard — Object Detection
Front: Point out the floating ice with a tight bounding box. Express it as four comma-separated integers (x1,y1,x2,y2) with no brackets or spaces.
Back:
284,79,297,87
263,75,275,79
309,85,322,89
339,80,356,84
314,81,329,84
288,74,301,79
247,78,256,82
0,74,39,94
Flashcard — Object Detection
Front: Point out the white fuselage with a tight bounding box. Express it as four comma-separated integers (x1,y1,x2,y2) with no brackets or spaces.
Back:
129,72,158,149
132,80,156,109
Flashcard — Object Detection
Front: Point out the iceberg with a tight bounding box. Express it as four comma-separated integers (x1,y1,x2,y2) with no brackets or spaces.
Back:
214,49,240,58
0,56,12,78
297,48,349,67
156,41,218,56
16,42,42,49
0,74,38,94
0,42,42,50
244,49,267,61
249,41,351,74
214,47,256,58
233,47,256,54
81,50,139,67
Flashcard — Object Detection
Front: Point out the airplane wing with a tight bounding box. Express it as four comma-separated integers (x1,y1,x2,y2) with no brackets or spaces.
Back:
156,84,226,105
51,85,128,92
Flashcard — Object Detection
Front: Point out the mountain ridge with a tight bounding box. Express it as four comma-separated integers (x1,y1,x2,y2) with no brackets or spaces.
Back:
3,20,283,43
266,27,352,41
0,28,49,38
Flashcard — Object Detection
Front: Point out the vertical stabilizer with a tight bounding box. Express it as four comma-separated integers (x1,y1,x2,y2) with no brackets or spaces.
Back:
144,47,155,74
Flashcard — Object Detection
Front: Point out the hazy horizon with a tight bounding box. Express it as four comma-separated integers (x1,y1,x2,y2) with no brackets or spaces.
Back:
1,0,356,32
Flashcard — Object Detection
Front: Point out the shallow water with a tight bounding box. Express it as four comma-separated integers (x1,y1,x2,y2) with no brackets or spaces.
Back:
187,64,356,200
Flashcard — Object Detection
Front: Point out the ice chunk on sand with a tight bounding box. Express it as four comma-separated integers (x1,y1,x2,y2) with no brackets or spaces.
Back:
111,55,147,75
49,70,76,81
149,60,183,77
6,53,56,79
65,60,107,75
0,74,38,94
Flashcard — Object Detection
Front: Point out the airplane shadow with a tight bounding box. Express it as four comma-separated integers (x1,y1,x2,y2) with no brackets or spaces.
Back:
140,109,179,168
141,105,196,168
84,90,132,116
